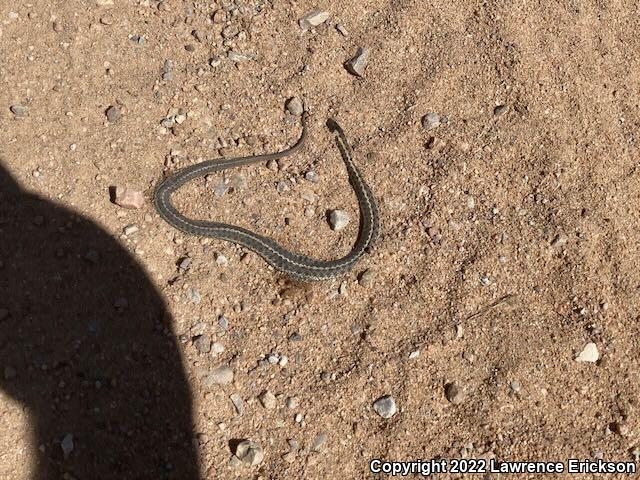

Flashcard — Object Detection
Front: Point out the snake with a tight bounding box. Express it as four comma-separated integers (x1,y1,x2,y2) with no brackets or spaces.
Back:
154,113,379,281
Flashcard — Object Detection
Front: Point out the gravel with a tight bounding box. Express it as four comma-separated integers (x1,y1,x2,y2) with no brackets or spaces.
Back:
358,269,375,287
328,210,350,230
258,390,276,409
112,187,144,209
373,395,397,418
202,365,234,386
230,393,244,415
576,342,599,363
345,47,370,76
311,433,328,451
298,10,330,30
421,112,441,130
234,440,264,466
105,105,121,122
193,334,211,354
10,104,27,117
285,96,304,116
445,382,465,404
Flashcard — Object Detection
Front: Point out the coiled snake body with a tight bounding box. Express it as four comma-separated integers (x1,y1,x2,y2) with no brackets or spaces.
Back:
154,114,379,281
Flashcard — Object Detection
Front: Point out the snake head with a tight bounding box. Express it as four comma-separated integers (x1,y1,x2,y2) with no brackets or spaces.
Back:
326,118,344,134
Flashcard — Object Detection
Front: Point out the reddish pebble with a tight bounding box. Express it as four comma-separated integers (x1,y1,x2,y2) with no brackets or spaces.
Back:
112,187,144,209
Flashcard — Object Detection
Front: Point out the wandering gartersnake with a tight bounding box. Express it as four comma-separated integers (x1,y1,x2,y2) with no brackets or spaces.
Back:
154,113,379,281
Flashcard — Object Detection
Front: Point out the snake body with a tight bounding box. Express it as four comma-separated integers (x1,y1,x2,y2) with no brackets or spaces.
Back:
154,114,379,281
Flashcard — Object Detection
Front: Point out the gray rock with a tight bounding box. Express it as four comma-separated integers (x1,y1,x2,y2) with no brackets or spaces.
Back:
61,433,74,459
234,440,264,466
228,51,252,62
230,393,244,415
311,433,328,451
186,288,201,304
305,170,319,182
328,209,350,230
229,173,247,190
178,257,191,271
373,395,397,418
276,180,290,193
358,269,374,287
298,10,330,30
421,112,441,130
10,104,27,117
445,382,465,404
551,232,568,247
122,224,139,236
258,390,276,409
213,179,229,197
202,365,234,386
193,334,211,354
494,104,508,116
285,97,304,116
345,47,370,77
105,105,121,123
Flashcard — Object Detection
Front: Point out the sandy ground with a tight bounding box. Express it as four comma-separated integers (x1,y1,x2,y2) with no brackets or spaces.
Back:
1,0,640,478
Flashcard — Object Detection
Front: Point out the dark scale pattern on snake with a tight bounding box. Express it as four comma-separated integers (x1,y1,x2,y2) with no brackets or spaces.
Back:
154,113,379,281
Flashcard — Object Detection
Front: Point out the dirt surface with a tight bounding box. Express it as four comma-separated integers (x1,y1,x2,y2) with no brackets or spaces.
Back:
2,0,640,478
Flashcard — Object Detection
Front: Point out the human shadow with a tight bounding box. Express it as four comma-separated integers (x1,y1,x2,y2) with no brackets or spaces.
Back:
0,163,199,479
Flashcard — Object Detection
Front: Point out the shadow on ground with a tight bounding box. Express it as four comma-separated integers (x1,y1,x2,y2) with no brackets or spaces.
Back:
0,164,199,479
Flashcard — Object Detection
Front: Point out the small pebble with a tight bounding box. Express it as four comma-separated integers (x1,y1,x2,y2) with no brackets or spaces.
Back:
123,224,139,236
61,434,74,459
212,342,225,354
445,382,465,404
202,365,234,386
234,440,264,466
305,171,319,182
285,96,304,116
10,104,27,117
421,112,441,130
267,159,279,171
105,105,121,123
213,179,229,197
328,210,350,230
576,342,599,363
298,10,330,30
258,390,276,409
345,47,370,77
494,104,508,116
112,187,144,209
373,395,397,419
193,334,211,354
228,51,252,62
358,269,374,287
551,232,568,247
230,393,244,415
311,433,328,451
286,397,299,409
